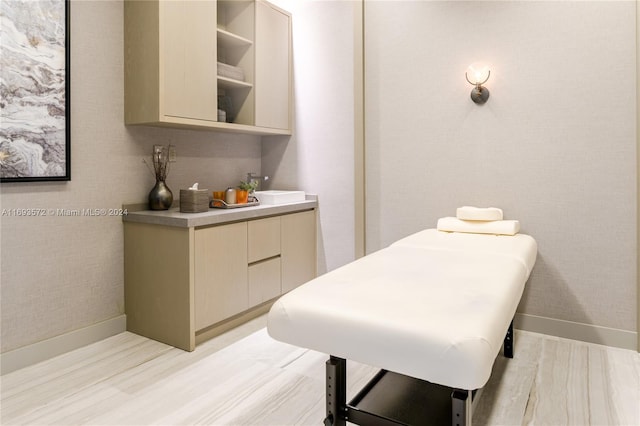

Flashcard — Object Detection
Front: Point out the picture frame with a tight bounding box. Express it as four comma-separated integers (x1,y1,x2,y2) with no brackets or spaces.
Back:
0,0,70,182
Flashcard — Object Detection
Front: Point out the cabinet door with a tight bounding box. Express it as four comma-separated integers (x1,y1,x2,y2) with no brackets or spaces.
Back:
248,257,281,307
254,1,291,130
162,0,217,121
124,223,195,351
281,210,316,293
194,222,248,330
248,216,281,263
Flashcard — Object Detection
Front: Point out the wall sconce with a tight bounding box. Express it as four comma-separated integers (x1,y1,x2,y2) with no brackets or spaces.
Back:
465,63,490,104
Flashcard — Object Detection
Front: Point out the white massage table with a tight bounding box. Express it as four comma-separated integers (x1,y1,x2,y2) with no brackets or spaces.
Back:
268,228,537,426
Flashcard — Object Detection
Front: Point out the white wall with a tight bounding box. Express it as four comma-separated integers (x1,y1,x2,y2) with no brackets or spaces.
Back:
0,1,262,353
261,0,358,274
365,1,636,334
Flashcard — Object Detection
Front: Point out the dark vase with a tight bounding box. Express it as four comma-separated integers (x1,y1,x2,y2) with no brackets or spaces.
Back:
148,179,173,210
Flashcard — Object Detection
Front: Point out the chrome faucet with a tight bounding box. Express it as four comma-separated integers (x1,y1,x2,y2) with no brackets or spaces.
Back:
246,172,269,190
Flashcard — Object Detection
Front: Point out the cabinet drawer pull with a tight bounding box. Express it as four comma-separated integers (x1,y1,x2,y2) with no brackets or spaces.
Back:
248,254,281,267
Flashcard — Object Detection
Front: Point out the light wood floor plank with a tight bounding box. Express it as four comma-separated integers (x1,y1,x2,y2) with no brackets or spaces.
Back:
588,342,640,426
1,333,171,420
524,337,574,425
473,330,542,425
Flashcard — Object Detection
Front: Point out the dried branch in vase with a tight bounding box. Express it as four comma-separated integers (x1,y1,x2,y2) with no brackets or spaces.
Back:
143,145,172,181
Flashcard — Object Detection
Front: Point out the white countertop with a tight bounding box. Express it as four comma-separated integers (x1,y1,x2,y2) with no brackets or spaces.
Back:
123,196,317,228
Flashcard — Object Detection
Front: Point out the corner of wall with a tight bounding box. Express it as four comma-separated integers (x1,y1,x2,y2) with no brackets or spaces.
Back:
354,0,365,259
636,0,640,353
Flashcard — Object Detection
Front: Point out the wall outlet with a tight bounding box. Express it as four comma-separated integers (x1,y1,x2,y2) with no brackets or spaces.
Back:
168,145,177,162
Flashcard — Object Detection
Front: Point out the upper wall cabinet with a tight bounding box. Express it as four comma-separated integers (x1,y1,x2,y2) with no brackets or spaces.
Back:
124,0,292,136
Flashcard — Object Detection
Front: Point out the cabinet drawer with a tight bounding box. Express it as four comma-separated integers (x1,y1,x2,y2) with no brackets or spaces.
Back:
248,216,281,263
248,257,281,308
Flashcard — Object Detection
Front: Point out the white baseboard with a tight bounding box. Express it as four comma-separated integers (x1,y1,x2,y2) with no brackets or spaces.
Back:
0,315,127,375
515,313,638,351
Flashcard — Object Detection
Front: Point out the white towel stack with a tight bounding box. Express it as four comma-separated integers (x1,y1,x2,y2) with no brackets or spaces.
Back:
437,206,520,236
456,206,503,221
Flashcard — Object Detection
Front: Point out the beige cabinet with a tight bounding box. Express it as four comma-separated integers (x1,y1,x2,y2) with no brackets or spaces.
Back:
255,0,291,130
282,210,317,293
163,1,218,121
124,223,196,351
124,209,315,351
194,222,248,330
124,0,217,126
124,0,291,136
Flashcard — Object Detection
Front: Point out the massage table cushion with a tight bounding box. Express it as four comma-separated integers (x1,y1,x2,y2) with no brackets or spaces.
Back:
268,229,537,391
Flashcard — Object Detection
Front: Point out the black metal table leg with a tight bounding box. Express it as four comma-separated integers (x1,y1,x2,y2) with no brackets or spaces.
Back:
504,320,514,359
325,356,346,426
451,389,472,426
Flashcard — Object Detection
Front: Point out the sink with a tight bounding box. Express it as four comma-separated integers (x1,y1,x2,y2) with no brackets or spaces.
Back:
254,190,305,205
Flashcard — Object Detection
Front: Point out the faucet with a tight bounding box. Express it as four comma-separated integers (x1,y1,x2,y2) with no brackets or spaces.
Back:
246,172,269,190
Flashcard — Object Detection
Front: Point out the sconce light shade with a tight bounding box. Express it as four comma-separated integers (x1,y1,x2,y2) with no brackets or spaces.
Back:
465,63,490,104
466,63,490,85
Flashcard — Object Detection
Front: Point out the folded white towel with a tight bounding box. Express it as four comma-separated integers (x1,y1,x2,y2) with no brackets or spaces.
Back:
456,206,503,221
437,217,520,236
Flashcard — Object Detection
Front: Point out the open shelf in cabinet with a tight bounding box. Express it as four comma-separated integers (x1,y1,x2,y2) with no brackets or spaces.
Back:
216,1,255,126
218,76,253,90
217,28,253,48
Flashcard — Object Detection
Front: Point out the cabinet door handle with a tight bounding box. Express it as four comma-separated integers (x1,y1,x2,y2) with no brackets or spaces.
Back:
248,254,281,267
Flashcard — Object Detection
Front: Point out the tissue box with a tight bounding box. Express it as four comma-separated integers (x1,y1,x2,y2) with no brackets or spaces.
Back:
180,189,209,213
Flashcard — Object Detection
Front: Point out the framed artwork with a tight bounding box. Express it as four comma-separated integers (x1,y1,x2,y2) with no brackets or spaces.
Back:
0,0,70,182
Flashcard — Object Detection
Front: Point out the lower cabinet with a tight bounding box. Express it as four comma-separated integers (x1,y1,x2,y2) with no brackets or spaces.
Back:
194,222,248,330
124,209,316,351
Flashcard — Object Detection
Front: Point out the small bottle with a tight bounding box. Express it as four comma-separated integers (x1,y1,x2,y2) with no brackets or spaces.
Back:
225,187,236,204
